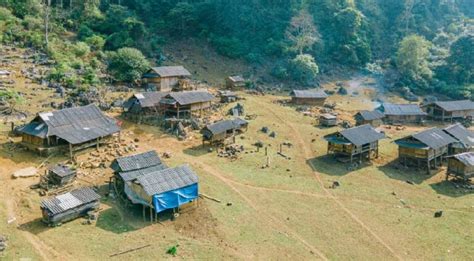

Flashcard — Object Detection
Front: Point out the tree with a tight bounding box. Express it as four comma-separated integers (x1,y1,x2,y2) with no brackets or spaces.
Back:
289,54,319,85
285,9,319,54
107,47,149,83
396,34,433,86
445,35,474,85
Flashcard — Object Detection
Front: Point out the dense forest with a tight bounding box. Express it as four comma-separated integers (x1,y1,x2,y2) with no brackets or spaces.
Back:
0,0,473,99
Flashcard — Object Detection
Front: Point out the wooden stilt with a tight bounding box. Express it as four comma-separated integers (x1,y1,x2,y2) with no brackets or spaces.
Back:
150,207,153,223
96,137,100,151
69,143,73,160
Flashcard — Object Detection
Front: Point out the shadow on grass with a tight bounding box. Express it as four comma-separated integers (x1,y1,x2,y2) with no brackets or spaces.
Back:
430,180,474,198
183,144,212,157
306,154,373,176
17,218,51,235
378,159,440,185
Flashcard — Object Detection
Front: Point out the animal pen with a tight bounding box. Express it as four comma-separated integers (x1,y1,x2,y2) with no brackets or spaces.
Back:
324,124,385,165
446,152,474,181
395,128,457,174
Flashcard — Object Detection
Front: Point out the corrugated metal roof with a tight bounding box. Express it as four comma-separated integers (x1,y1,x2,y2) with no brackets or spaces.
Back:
320,113,337,119
131,92,169,108
48,164,75,177
410,128,457,149
18,105,120,145
204,118,248,135
339,124,385,146
356,110,384,121
16,121,48,138
433,100,474,112
379,103,426,116
119,164,168,182
41,187,100,215
137,165,199,196
150,66,191,77
443,123,474,148
291,89,328,99
453,152,474,167
162,91,214,106
114,151,162,172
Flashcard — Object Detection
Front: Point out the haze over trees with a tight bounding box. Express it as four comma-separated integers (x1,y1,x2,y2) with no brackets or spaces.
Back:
0,0,472,97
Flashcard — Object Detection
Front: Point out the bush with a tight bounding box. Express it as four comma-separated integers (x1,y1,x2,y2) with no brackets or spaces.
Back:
85,35,105,51
210,35,244,58
73,42,90,57
289,54,319,85
107,47,150,82
78,24,94,41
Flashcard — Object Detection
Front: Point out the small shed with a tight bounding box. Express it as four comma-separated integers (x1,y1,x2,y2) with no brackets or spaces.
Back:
122,92,169,115
422,100,474,122
395,128,457,173
443,123,474,155
16,105,121,158
40,187,101,226
226,76,246,89
290,89,328,106
447,152,474,181
142,66,191,92
219,90,239,103
354,110,384,127
160,91,214,119
44,164,76,187
111,150,167,181
201,118,248,144
126,165,199,218
319,114,337,127
377,103,426,124
324,124,385,164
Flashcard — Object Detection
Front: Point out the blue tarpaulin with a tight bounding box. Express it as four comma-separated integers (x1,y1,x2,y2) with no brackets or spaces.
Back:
152,183,198,213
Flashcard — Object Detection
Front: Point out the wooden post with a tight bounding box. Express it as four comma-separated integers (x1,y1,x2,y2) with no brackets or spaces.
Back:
118,131,122,143
266,156,270,167
149,207,153,223
96,137,100,151
177,106,180,119
69,143,73,160
142,205,145,222
265,147,268,156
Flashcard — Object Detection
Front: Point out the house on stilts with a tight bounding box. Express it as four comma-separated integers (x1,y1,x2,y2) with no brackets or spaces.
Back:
142,66,191,92
160,91,214,119
290,89,328,106
443,123,474,155
324,124,385,165
446,152,474,181
16,104,121,158
354,110,385,127
395,128,457,174
201,118,248,145
422,100,474,122
377,103,426,124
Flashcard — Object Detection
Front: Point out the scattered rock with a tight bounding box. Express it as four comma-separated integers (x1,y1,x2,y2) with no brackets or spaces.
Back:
226,202,232,206
434,211,443,218
406,180,415,185
269,131,276,138
331,181,340,189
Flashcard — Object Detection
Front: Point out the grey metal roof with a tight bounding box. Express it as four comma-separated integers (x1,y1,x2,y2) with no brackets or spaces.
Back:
119,164,168,182
379,103,426,116
320,113,337,119
18,105,120,145
162,91,214,106
114,151,162,172
49,164,75,177
432,100,474,112
452,152,474,167
356,110,385,121
204,118,248,135
41,187,100,215
339,124,385,146
410,128,457,149
291,89,328,99
150,66,191,77
137,165,199,196
128,92,169,108
228,75,245,82
443,123,474,148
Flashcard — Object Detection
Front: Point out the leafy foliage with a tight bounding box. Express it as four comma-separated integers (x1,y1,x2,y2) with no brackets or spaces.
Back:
106,47,149,83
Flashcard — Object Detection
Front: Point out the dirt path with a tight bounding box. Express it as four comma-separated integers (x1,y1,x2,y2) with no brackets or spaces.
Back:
262,101,402,260
190,160,329,260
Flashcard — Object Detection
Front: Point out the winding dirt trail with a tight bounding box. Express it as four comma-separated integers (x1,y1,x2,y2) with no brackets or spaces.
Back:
262,101,403,260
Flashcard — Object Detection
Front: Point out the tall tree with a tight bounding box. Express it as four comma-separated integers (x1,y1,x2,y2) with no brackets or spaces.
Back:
396,34,433,88
285,9,319,54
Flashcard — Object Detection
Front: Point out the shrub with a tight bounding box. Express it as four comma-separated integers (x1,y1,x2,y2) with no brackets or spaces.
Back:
106,47,149,82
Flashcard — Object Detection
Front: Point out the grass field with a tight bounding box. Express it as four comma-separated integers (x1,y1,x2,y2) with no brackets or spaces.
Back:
1,91,473,260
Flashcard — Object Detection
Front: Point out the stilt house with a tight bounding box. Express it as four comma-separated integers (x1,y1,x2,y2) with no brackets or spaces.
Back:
160,91,214,119
447,152,474,181
123,92,169,115
443,123,474,155
395,128,457,173
111,151,168,186
40,187,101,226
290,89,328,106
324,124,385,164
201,118,248,144
17,105,120,157
377,103,426,124
422,100,474,121
142,66,191,92
354,110,385,127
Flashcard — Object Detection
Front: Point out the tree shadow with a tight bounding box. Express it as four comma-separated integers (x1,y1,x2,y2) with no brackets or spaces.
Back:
183,144,213,157
306,154,373,176
378,159,440,185
430,180,474,198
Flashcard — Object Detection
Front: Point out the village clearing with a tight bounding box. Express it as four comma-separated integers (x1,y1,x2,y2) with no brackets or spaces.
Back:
0,87,473,259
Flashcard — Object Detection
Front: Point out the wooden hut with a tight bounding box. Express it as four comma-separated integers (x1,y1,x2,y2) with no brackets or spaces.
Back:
160,91,214,119
16,105,121,158
395,128,457,173
446,152,474,181
219,90,239,103
43,164,76,187
201,118,248,144
290,89,328,106
422,100,474,122
122,92,168,115
226,76,246,89
142,66,191,92
40,187,100,226
354,110,384,127
125,165,199,220
319,114,337,127
377,103,426,124
443,123,474,155
324,124,385,164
